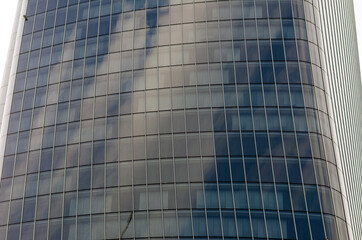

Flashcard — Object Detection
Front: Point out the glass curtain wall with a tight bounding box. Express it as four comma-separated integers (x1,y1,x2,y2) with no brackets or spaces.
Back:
0,0,350,239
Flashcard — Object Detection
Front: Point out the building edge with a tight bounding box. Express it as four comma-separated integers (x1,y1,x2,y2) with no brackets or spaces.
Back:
0,0,28,180
317,0,362,238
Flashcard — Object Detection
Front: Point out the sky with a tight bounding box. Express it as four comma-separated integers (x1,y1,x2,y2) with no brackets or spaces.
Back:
0,1,361,83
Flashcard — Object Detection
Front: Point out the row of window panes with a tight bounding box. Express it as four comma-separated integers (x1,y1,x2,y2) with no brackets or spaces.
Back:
22,8,319,47
20,38,319,71
0,195,346,238
20,20,319,60
1,139,336,178
6,109,335,162
0,183,346,239
1,149,340,194
10,84,329,122
8,105,333,143
17,44,322,81
14,61,324,96
1,210,346,240
4,130,336,173
6,108,333,147
26,0,312,26
0,179,342,216
21,18,320,54
3,107,337,154
13,66,323,99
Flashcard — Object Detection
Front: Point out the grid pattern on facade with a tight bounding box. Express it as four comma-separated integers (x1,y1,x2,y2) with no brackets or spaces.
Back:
0,0,350,239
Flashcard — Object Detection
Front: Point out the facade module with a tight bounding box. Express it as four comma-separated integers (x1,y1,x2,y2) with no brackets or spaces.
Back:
0,0,361,240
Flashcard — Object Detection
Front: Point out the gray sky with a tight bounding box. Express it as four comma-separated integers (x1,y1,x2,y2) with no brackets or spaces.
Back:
0,1,361,83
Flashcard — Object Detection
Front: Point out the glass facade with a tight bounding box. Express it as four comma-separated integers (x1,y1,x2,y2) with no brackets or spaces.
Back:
0,0,355,239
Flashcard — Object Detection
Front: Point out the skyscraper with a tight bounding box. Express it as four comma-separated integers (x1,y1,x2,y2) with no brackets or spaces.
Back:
0,0,361,239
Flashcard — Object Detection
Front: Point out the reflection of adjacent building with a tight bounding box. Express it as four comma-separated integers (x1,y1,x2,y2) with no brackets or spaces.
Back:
0,0,361,239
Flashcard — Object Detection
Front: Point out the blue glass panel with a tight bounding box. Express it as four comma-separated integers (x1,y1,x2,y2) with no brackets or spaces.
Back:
147,9,157,27
64,192,77,217
247,41,259,61
22,197,36,222
251,85,264,107
251,212,267,238
265,211,281,238
235,63,248,83
63,217,76,240
79,166,91,190
269,133,284,157
256,133,270,156
207,211,222,237
283,133,298,157
249,63,262,83
295,213,312,240
259,158,274,183
276,185,292,211
239,109,253,130
237,86,251,107
67,5,78,23
300,62,314,84
222,211,237,237
9,200,22,224
301,159,317,185
205,184,218,208
219,184,233,208
236,210,252,237
297,41,311,62
27,0,37,15
309,214,326,240
223,64,235,84
35,221,48,240
230,158,245,182
193,211,207,237
288,62,301,83
248,184,263,210
272,41,285,61
291,185,306,211
89,0,100,18
34,13,45,31
21,222,34,240
242,133,256,156
283,20,295,39
228,133,242,156
233,183,248,209
87,18,99,38
285,41,298,61
280,0,293,18
245,158,259,182
212,110,226,131
56,8,66,26
319,187,334,215
217,158,231,182
287,158,302,184
24,16,34,35
259,41,272,61
147,0,157,8
7,224,20,240
280,212,296,239
261,63,274,83
99,16,110,36
112,0,122,14
2,156,14,178
36,196,49,220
